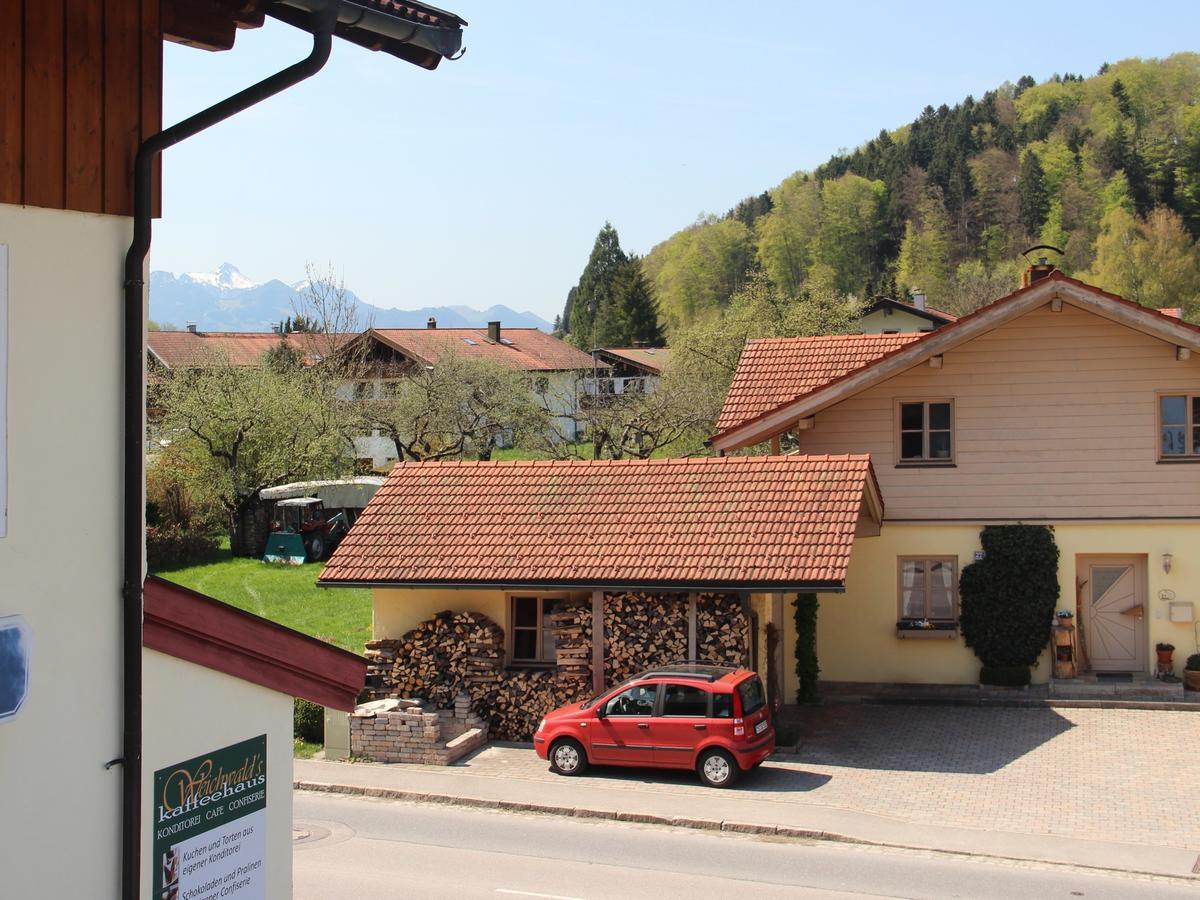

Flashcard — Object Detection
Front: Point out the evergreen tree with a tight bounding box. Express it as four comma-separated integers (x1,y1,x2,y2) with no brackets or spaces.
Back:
568,223,628,349
559,286,576,337
1018,150,1049,237
612,257,664,346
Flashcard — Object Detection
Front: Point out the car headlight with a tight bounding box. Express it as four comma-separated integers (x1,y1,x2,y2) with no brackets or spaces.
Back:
536,718,546,734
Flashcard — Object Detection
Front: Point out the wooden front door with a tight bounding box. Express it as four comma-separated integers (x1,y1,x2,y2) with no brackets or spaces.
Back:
1080,556,1147,673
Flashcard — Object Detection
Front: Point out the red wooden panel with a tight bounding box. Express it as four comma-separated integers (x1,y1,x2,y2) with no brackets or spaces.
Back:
103,0,140,216
64,0,104,213
23,0,66,209
141,0,162,217
0,1,22,204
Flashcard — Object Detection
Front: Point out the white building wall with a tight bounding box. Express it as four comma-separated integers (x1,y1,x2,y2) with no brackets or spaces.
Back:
0,203,129,896
141,649,295,900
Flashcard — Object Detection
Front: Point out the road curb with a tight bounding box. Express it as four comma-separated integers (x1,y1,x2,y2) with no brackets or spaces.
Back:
294,778,1200,881
293,779,838,843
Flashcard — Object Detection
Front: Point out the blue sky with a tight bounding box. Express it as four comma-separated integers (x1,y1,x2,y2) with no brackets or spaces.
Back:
154,1,1200,320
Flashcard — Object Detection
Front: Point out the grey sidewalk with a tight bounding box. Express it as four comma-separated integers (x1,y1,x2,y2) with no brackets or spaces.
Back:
293,750,1200,880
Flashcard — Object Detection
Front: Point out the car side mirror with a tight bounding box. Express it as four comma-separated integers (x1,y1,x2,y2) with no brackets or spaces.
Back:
594,704,607,719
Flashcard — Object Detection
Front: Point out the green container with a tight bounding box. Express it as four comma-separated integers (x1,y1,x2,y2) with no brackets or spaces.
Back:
263,532,306,565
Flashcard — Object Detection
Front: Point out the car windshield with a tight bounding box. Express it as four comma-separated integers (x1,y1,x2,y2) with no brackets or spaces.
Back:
581,678,634,710
737,676,766,716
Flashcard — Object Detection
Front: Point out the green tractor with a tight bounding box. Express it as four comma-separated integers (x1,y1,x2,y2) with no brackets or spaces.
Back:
263,497,348,564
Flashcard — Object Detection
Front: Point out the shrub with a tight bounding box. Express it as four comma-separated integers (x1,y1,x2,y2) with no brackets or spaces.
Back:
1186,654,1200,671
960,525,1060,677
146,525,218,569
793,593,819,704
979,665,1032,687
294,698,324,743
1156,642,1175,652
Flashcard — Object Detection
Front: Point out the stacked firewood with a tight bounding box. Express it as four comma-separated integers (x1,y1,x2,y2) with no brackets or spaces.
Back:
696,592,751,667
361,639,402,701
467,670,590,742
604,591,688,684
380,610,505,708
549,599,593,678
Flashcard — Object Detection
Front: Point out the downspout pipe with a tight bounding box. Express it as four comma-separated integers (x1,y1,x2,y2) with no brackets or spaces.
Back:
120,5,336,897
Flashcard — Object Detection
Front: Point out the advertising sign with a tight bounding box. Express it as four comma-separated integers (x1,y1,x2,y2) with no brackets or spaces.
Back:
153,735,268,900
0,615,30,722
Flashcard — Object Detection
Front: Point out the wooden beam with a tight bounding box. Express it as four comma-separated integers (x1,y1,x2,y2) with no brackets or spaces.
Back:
1050,295,1063,312
1178,346,1192,361
687,593,697,661
162,0,239,51
769,435,781,455
591,590,605,694
796,416,815,430
929,354,943,369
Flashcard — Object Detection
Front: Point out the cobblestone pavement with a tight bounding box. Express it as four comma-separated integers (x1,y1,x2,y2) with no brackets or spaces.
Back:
449,705,1200,849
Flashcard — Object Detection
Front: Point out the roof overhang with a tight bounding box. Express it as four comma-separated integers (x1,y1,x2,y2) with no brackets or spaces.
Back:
164,0,466,69
712,273,1200,452
318,578,848,593
143,576,367,710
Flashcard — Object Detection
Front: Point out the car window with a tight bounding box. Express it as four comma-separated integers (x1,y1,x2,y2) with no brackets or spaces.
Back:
711,693,733,718
603,684,657,717
661,683,708,717
737,676,766,715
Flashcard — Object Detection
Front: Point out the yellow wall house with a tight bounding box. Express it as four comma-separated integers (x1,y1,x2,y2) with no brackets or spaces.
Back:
319,455,885,739
712,270,1200,695
858,296,957,334
0,2,463,896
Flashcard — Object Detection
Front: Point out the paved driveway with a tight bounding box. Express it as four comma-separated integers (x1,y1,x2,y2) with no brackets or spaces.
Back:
453,704,1200,850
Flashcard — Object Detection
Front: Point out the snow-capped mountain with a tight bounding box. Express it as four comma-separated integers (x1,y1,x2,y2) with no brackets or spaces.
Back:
149,264,554,332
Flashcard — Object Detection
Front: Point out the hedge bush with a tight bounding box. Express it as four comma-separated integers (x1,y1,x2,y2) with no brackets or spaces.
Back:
960,525,1059,682
794,593,819,703
146,525,218,569
294,698,324,743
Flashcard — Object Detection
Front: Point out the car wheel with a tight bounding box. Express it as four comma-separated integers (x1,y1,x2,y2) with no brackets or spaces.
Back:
549,738,588,777
697,748,739,788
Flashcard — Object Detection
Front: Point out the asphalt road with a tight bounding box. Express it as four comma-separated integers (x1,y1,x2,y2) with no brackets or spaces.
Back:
293,791,1197,900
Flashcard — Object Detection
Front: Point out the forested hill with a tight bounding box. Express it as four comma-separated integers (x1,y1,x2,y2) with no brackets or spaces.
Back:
563,53,1200,345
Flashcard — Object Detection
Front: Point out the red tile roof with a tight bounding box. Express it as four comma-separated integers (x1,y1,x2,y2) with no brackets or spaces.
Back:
147,331,345,369
595,347,670,375
370,327,596,372
320,455,878,590
715,334,922,433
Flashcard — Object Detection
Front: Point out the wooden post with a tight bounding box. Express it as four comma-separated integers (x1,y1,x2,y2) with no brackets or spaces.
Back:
769,435,781,455
592,589,605,694
771,592,785,696
687,593,698,661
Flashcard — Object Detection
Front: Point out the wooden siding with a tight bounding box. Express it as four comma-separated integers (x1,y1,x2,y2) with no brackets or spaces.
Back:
0,0,161,217
798,303,1200,520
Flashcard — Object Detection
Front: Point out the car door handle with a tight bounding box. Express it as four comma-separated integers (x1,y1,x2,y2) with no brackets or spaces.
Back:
693,724,707,730
637,723,650,729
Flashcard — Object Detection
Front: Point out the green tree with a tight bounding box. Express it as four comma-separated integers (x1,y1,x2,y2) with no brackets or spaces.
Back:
568,223,627,348
896,190,954,304
611,257,664,346
1018,150,1049,236
754,173,822,294
814,173,886,294
159,352,352,555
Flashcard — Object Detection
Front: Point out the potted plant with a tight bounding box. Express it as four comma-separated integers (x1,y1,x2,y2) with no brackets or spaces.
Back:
1185,654,1200,692
1156,642,1175,666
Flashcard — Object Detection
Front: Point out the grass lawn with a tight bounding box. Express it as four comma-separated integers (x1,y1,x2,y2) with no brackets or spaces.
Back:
152,541,372,653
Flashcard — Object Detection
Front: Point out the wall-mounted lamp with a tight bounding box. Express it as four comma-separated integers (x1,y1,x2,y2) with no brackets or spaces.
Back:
1163,552,1173,574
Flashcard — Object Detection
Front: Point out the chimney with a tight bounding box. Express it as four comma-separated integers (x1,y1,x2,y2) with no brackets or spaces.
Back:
910,290,927,312
1020,245,1063,287
488,320,501,343
271,323,282,335
426,317,437,329
186,321,198,333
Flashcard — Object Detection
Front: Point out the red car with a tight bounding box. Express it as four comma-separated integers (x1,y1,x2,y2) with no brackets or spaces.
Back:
533,664,774,788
